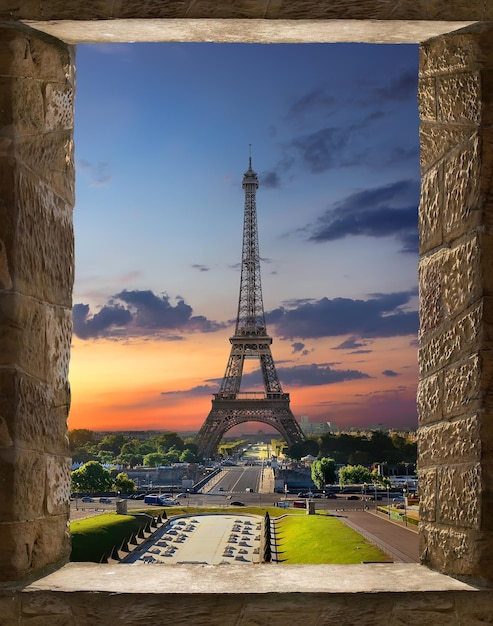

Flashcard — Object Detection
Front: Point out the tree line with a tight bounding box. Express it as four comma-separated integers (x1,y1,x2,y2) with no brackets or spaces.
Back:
70,430,199,467
288,429,416,472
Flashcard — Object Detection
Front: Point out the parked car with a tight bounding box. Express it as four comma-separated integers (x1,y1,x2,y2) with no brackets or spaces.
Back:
230,501,245,506
393,496,405,502
81,497,94,503
99,497,112,504
325,493,337,499
347,495,360,500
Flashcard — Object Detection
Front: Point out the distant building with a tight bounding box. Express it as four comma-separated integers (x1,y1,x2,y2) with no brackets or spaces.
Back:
299,416,335,435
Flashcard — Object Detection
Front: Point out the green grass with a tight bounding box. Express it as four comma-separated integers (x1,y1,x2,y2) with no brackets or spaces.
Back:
70,511,158,562
274,514,392,564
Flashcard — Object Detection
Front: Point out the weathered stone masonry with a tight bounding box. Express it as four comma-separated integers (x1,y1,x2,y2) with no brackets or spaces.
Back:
0,24,74,581
2,2,493,623
417,24,493,585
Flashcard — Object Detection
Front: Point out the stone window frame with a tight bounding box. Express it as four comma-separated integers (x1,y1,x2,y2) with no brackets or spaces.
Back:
2,9,493,620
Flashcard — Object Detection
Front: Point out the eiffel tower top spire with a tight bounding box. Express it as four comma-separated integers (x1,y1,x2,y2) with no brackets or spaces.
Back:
236,148,266,337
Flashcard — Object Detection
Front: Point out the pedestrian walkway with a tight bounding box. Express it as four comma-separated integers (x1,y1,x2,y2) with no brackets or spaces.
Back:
338,510,420,563
123,514,263,565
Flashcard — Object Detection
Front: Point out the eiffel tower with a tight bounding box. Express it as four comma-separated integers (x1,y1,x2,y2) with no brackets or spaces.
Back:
196,152,305,458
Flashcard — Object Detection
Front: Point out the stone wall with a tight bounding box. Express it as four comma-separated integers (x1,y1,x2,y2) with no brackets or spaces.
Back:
1,0,493,606
0,23,74,581
2,0,493,21
417,23,493,586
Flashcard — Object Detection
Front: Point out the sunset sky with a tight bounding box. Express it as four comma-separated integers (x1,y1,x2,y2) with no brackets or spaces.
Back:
69,42,420,435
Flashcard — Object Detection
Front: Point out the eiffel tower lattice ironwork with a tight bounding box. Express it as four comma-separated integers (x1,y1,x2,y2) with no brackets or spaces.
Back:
196,153,305,458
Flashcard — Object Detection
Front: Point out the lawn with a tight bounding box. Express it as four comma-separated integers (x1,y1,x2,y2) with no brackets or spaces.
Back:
70,511,159,562
274,514,391,564
70,506,390,564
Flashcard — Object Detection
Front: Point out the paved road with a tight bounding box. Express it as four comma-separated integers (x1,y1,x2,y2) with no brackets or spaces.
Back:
336,509,420,563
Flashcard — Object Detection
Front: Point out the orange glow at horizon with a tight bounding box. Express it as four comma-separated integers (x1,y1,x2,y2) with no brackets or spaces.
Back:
68,333,418,433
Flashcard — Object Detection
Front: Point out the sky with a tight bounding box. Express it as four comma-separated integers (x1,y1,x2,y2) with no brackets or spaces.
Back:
69,42,421,435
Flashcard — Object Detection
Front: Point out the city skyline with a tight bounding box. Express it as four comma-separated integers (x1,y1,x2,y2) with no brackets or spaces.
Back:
69,42,420,434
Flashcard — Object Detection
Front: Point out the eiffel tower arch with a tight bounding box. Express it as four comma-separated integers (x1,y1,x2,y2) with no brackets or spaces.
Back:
196,152,305,458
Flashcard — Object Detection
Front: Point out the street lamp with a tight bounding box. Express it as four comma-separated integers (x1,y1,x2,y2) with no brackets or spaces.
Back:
387,484,390,518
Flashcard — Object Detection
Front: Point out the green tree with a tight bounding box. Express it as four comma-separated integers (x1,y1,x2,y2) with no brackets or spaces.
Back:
311,457,337,489
161,449,180,465
71,446,98,464
113,472,136,492
180,449,197,463
143,452,166,467
287,442,304,460
69,429,95,451
71,461,113,492
338,464,371,486
98,434,127,455
301,438,320,457
154,433,184,453
370,468,391,488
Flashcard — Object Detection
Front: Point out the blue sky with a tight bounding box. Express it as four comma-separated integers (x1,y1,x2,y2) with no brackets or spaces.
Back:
70,42,420,433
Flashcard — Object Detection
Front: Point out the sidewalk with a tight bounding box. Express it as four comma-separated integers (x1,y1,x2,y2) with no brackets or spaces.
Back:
338,509,420,563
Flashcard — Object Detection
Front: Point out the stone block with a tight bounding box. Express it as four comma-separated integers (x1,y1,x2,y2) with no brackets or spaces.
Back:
44,83,74,132
31,514,71,576
421,522,493,584
45,305,72,391
419,123,476,175
479,461,493,531
427,1,493,21
0,158,73,303
480,407,493,459
0,76,44,134
443,355,482,417
418,468,437,522
418,251,445,335
418,416,481,467
419,33,474,77
442,237,482,319
480,127,493,207
417,371,442,425
419,302,483,376
0,369,69,456
10,168,74,304
20,590,72,623
417,77,437,122
418,166,442,254
0,593,20,624
0,238,12,291
437,72,481,124
390,592,457,626
45,455,71,516
443,135,482,243
455,591,493,624
13,132,75,206
0,447,46,521
0,292,47,377
437,464,481,528
420,521,469,574
0,24,74,83
0,158,15,252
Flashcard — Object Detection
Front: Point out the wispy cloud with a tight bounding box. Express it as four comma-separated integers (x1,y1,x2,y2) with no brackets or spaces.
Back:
307,179,419,254
77,159,112,187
